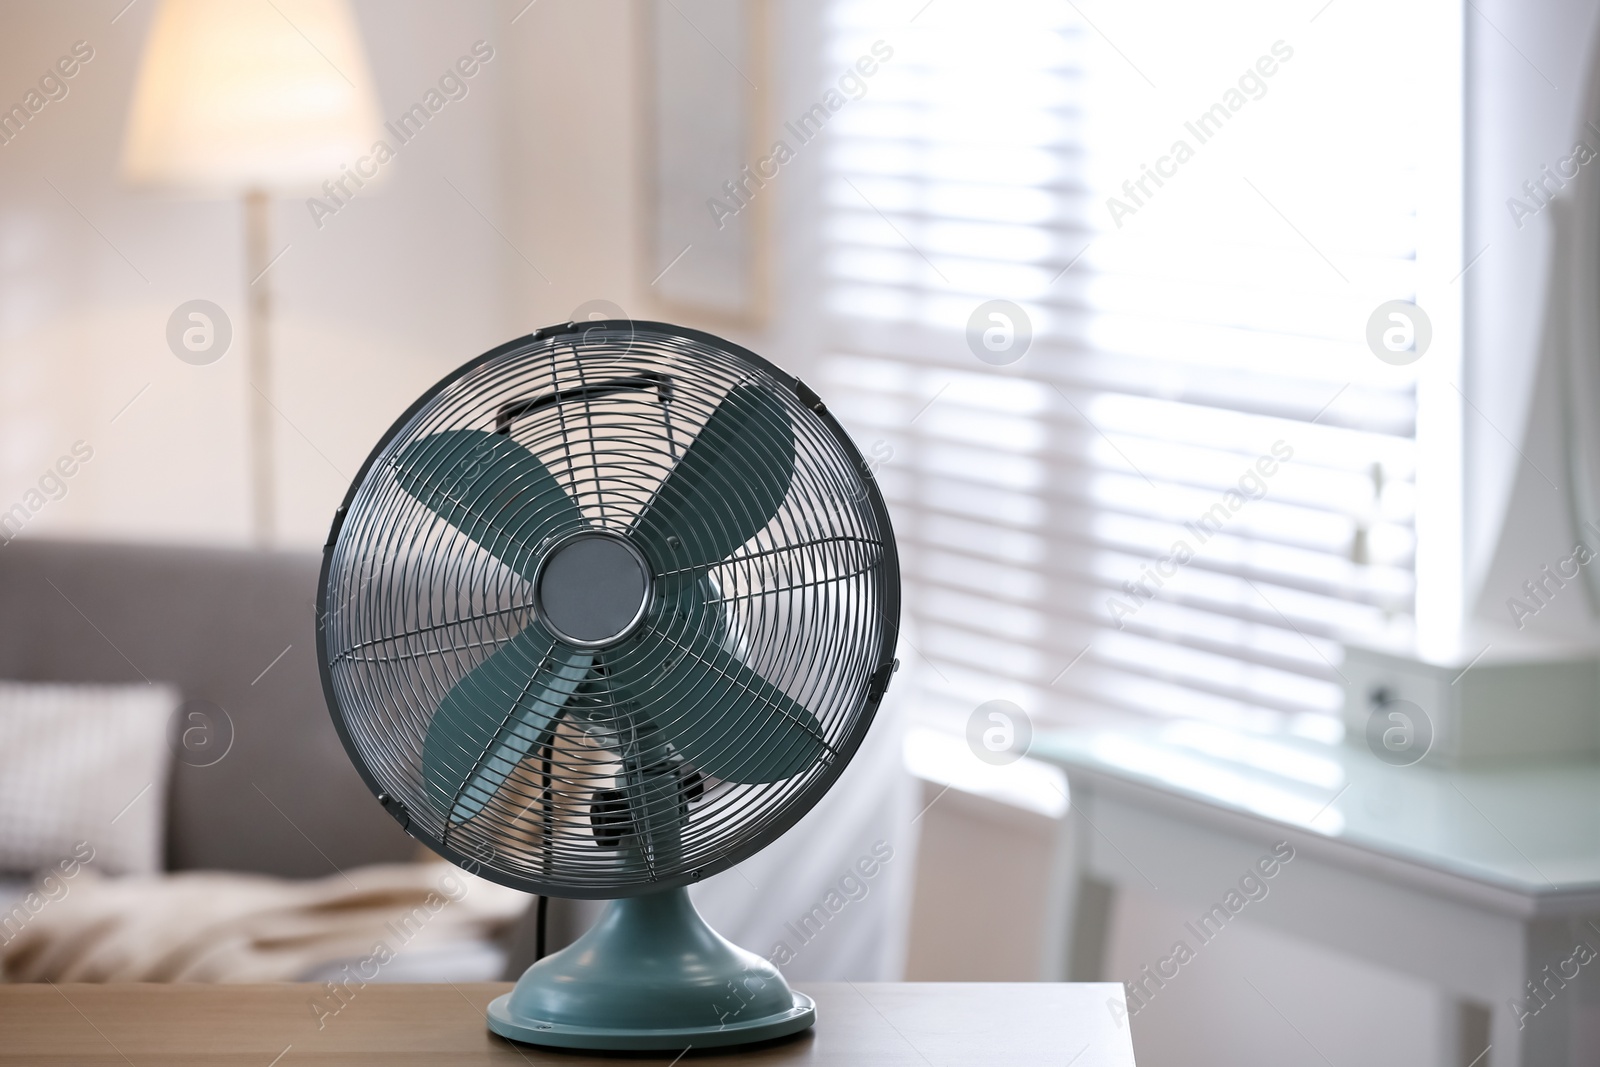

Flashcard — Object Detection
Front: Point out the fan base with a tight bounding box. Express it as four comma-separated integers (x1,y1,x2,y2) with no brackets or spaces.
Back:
487,991,816,1051
487,886,816,1051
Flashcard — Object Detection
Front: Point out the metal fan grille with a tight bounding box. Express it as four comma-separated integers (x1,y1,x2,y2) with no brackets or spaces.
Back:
317,322,899,897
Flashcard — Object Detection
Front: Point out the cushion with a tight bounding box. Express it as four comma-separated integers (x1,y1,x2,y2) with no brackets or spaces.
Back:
0,680,178,876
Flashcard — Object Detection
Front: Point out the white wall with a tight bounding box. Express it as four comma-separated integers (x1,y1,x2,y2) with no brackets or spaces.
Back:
498,0,645,331
0,0,513,549
0,0,818,551
904,784,1059,981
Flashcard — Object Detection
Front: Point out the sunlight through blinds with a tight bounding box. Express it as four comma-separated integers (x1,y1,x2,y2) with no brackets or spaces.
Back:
818,0,1427,738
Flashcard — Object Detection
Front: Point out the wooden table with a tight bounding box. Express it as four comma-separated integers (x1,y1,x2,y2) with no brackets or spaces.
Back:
0,982,1137,1065
1034,724,1600,1067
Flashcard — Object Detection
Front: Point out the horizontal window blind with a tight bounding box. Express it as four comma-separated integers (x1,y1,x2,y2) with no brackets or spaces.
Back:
818,0,1427,737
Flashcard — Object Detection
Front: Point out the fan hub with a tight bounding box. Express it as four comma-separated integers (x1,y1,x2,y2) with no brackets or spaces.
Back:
534,532,652,647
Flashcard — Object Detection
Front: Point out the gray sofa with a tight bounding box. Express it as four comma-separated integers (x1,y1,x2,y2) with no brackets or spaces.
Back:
0,538,416,877
0,537,575,978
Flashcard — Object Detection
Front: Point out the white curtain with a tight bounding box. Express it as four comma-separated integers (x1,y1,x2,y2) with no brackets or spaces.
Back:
690,649,920,981
1471,17,1600,639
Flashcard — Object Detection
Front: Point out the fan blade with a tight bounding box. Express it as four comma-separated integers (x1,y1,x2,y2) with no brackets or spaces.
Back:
632,382,795,571
394,429,583,583
422,624,594,825
605,581,827,783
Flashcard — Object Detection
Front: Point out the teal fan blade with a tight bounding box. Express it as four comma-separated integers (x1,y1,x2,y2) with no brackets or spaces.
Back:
422,625,594,824
404,383,816,803
393,429,584,583
631,382,796,571
604,579,827,784
614,381,823,782
396,429,592,823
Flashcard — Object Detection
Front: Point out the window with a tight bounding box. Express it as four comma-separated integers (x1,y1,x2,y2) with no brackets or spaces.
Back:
816,0,1460,739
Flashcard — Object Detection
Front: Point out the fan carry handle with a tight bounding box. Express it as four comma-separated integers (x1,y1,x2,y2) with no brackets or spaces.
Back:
495,372,674,435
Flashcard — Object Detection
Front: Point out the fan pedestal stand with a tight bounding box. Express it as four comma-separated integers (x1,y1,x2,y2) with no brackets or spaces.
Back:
488,886,815,1051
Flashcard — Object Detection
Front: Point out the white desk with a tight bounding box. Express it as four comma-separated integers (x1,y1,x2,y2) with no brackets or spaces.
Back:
1033,723,1600,1067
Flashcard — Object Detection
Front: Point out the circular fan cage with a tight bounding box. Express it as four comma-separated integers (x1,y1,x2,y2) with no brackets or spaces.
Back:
317,321,900,899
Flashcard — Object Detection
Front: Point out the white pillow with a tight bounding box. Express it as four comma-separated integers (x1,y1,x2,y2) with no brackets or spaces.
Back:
0,681,178,876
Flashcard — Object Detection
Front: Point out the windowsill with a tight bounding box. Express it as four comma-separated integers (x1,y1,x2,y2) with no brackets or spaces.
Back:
902,726,1068,819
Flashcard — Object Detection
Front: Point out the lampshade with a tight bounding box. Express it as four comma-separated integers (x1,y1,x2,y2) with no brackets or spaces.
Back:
120,0,384,193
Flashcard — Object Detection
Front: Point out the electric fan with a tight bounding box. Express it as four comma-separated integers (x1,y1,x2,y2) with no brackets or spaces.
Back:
316,321,899,1050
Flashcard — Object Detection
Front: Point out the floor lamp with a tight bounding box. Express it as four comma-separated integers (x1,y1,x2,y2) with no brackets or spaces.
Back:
120,0,382,544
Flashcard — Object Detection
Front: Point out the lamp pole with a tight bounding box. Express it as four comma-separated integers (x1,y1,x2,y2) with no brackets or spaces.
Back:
244,188,274,545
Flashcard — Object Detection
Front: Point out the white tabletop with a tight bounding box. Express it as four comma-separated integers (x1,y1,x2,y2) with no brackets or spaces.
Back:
1032,721,1600,904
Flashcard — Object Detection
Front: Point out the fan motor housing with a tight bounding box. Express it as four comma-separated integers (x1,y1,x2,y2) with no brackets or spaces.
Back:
533,531,653,647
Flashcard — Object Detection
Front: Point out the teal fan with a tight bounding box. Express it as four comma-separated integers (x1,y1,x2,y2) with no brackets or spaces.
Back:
316,321,899,1050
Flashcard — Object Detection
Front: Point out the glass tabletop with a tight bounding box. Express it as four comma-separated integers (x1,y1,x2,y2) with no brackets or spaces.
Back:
1031,722,1600,896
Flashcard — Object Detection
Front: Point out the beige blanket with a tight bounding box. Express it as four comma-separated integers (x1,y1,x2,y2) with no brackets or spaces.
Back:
0,862,528,983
